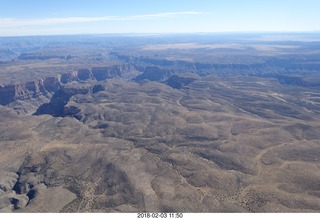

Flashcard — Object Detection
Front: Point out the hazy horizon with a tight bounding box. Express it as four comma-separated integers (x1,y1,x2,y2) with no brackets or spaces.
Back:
1,0,320,36
2,31,320,38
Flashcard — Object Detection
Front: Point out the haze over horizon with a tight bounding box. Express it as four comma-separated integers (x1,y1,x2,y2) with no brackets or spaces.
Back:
2,1,320,214
1,0,320,36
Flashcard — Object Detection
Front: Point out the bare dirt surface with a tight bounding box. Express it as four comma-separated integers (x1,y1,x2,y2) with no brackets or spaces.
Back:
1,33,320,212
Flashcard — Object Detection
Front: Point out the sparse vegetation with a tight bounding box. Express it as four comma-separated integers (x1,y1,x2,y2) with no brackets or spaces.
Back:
1,33,320,212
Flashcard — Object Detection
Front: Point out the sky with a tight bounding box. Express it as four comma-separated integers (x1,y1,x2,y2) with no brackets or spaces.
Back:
0,0,320,36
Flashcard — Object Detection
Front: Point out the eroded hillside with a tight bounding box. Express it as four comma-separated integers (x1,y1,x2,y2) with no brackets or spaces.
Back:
1,34,320,212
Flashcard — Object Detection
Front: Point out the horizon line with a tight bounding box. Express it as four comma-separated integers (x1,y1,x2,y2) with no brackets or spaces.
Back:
1,30,320,38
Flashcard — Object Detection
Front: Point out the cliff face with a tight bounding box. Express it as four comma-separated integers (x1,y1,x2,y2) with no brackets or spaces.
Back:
0,64,136,107
43,77,61,92
134,66,173,82
0,79,51,105
34,85,90,117
92,64,136,81
166,75,197,89
77,69,94,81
0,85,15,105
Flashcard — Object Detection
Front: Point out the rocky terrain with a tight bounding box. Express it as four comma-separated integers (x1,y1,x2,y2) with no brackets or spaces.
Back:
1,33,320,212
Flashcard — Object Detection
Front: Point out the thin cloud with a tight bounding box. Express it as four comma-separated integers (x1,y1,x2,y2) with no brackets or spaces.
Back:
0,12,204,28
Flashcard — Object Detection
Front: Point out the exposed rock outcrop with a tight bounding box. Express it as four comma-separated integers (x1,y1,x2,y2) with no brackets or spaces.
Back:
92,64,136,81
34,85,90,117
0,64,137,108
43,77,61,92
77,69,94,81
92,84,105,94
166,74,197,89
134,66,173,82
0,79,51,106
60,71,80,84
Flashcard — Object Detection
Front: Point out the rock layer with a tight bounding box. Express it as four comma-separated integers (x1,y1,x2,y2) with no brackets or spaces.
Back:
0,64,137,107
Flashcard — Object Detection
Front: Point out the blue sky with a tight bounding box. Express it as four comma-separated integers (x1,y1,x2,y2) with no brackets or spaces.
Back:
0,0,320,36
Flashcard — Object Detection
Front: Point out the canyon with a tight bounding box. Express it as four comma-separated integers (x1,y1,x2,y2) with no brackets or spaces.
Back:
1,33,320,212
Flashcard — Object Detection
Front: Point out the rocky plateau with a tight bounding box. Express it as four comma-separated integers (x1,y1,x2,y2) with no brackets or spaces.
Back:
1,33,320,212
